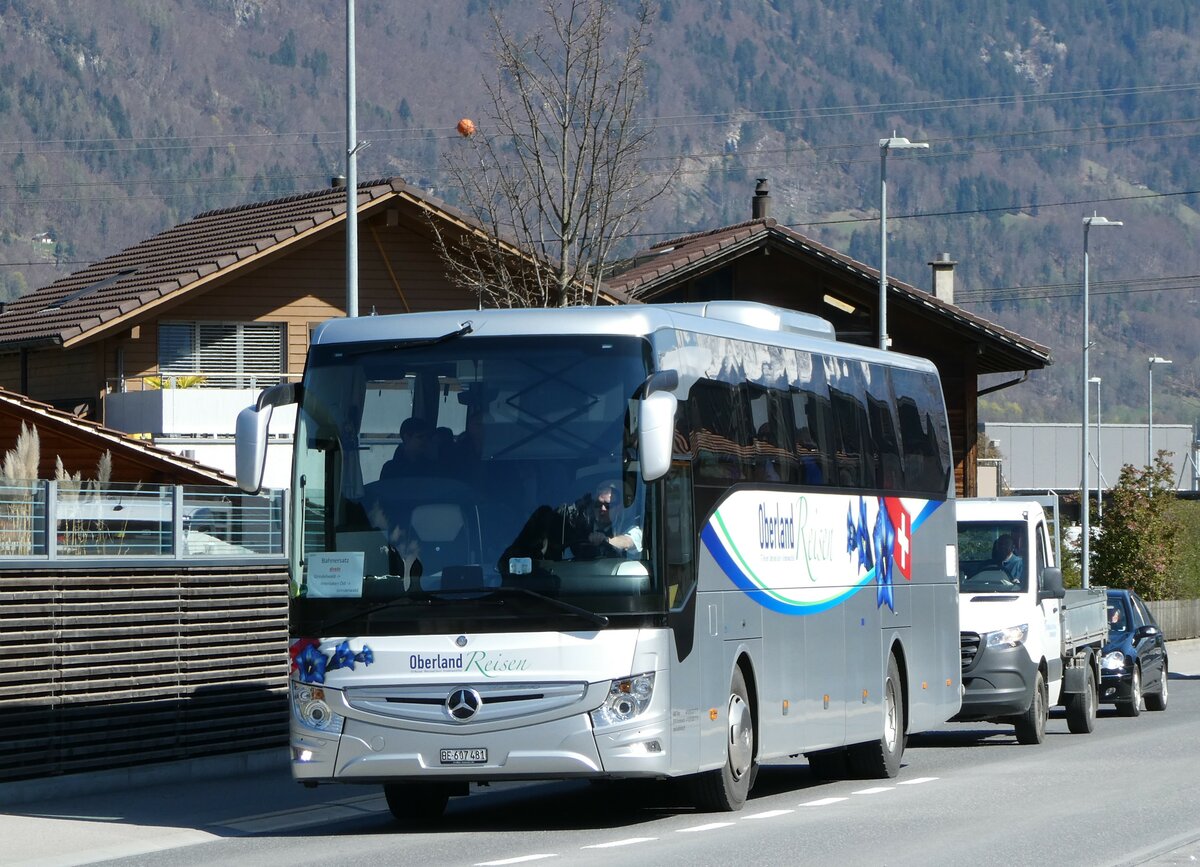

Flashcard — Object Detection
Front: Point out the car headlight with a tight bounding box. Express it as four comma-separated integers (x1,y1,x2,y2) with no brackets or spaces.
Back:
591,672,655,727
1102,650,1128,671
985,624,1029,649
291,681,345,733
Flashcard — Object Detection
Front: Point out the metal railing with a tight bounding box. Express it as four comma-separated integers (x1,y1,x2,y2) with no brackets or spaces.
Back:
0,480,286,562
106,371,302,392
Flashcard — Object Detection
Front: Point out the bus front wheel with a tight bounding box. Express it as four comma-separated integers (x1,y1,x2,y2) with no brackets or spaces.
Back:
689,666,755,811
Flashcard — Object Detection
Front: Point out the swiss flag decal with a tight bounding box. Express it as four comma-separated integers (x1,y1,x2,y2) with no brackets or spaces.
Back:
884,498,913,581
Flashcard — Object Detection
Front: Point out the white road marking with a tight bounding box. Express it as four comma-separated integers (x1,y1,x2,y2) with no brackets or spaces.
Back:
474,856,557,866
743,809,795,819
581,837,658,849
676,822,736,833
800,796,848,806
851,786,894,795
897,777,939,785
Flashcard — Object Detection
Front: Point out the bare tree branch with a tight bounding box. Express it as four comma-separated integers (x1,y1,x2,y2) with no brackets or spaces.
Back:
433,0,676,308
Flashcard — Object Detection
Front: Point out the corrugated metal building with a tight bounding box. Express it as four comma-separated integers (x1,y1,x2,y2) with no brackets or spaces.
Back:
982,422,1198,494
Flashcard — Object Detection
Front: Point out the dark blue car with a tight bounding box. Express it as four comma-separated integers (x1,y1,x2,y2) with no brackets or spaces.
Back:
1100,588,1168,716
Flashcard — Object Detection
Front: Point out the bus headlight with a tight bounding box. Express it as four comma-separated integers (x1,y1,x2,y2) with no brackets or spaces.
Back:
591,672,655,727
291,682,345,734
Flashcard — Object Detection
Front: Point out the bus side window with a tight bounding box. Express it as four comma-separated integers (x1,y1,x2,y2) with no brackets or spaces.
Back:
664,462,696,610
793,380,833,488
690,379,748,484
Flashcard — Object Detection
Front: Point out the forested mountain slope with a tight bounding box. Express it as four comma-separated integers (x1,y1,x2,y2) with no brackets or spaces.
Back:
1,0,1198,424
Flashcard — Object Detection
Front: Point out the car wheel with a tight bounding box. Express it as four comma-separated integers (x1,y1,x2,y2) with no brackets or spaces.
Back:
1118,665,1142,717
1014,670,1047,745
1065,662,1097,734
1145,662,1169,712
689,666,755,811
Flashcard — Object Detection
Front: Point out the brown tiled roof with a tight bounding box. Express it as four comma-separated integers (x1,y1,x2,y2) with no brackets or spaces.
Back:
0,387,234,485
605,218,1052,374
0,177,624,350
0,179,395,348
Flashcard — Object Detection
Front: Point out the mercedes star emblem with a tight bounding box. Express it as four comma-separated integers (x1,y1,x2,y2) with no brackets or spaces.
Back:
446,687,482,721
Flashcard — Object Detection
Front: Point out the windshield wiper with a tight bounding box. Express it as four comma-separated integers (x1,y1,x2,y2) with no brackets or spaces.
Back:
344,321,474,357
310,592,449,634
479,586,610,628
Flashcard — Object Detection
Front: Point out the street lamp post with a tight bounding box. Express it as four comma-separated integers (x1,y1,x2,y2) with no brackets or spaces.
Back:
1080,213,1122,590
1089,376,1102,522
878,133,928,351
1148,356,1172,491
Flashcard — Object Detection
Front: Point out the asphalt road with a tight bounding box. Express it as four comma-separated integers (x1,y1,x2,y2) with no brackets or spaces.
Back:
8,639,1200,867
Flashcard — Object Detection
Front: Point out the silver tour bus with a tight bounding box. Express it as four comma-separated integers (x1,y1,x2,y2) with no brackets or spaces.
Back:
236,301,961,823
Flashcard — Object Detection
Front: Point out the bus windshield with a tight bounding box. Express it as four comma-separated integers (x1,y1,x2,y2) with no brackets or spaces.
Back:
290,334,659,634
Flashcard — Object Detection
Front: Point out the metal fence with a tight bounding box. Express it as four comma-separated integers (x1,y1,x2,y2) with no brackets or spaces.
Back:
0,481,286,561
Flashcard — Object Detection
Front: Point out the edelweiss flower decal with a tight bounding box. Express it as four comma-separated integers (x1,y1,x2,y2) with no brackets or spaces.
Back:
290,638,374,684
846,496,902,612
873,503,897,611
846,497,874,574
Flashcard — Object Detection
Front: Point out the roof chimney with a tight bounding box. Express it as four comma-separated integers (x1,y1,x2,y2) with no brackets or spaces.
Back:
752,178,770,220
929,252,957,304
330,175,347,189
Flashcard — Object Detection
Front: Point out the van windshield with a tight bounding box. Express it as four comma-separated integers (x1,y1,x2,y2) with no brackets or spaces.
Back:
956,521,1029,593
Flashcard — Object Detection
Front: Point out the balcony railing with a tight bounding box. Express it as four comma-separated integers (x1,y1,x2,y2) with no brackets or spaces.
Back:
0,480,286,562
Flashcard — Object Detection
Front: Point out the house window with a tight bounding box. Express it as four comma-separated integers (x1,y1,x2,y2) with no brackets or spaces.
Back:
158,321,285,388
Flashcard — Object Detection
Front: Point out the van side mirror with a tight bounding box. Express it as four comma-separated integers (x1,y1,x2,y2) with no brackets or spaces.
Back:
1038,567,1066,601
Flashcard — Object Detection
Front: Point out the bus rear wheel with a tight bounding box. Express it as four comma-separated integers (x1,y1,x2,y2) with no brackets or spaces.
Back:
384,782,453,826
847,654,905,778
689,666,755,811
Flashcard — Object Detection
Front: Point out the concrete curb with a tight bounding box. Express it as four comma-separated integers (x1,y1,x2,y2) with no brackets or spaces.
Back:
0,747,288,809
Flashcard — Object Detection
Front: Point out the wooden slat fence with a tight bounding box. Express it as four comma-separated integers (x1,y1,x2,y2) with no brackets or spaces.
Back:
1147,598,1200,641
0,564,289,783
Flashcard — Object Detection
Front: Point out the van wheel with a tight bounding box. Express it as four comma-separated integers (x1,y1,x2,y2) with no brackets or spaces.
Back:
847,654,905,778
1065,663,1097,734
384,783,452,826
1014,670,1047,745
689,667,755,811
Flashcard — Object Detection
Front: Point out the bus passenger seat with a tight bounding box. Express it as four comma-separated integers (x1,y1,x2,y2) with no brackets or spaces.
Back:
410,503,468,575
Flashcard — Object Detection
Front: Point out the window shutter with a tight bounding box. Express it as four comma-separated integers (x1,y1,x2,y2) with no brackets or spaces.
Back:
157,321,283,387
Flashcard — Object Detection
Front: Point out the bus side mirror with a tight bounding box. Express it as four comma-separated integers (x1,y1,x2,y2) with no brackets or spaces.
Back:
638,390,678,483
235,404,272,494
235,382,298,494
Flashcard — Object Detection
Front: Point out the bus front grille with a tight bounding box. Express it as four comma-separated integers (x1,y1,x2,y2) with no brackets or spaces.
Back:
344,680,590,725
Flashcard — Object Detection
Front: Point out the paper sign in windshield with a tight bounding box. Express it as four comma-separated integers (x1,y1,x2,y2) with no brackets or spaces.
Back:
306,552,365,597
